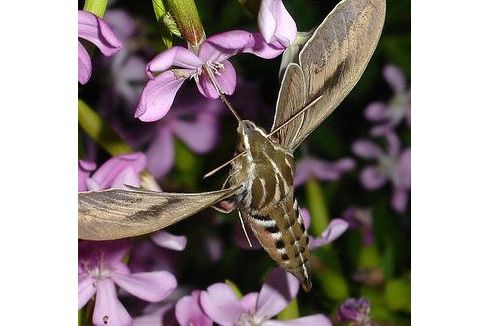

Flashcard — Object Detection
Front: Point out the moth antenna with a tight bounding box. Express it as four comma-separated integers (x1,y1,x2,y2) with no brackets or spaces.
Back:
202,65,242,122
238,210,253,248
203,151,245,179
267,95,323,138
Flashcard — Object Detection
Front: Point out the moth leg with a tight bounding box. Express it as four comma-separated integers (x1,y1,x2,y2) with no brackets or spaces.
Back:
238,210,253,248
212,199,236,213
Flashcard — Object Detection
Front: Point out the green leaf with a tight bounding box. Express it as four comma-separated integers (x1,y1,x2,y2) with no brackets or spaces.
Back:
277,298,299,320
384,278,411,313
78,99,133,156
318,268,349,302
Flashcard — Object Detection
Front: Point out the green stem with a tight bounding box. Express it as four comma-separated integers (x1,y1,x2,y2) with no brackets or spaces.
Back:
277,298,299,320
83,0,108,18
305,178,330,237
152,0,174,49
78,99,133,156
164,0,205,49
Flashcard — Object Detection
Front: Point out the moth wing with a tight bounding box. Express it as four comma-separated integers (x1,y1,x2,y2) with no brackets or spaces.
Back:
273,63,307,148
271,0,386,151
79,186,241,240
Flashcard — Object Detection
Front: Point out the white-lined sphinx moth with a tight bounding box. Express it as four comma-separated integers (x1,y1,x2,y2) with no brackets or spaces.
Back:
79,0,386,291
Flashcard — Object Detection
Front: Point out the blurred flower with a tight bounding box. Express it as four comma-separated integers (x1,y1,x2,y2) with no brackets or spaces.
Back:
341,206,374,246
78,240,177,326
151,231,187,251
78,160,96,192
84,152,146,191
365,64,411,136
200,268,331,326
294,156,355,187
145,93,221,179
338,298,371,326
135,30,287,121
258,0,297,48
78,10,122,85
234,208,348,251
175,290,212,326
352,132,411,213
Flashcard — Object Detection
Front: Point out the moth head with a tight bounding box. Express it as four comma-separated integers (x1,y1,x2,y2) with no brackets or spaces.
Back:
237,120,269,153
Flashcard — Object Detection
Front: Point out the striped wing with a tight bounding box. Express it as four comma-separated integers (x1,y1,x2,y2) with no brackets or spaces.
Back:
79,186,240,240
271,0,386,151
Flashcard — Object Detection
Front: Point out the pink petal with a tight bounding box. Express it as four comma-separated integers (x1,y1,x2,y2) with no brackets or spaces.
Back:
112,271,177,302
258,0,297,47
383,64,406,93
240,292,259,313
146,46,202,78
78,41,92,84
133,304,175,326
93,279,132,326
334,158,356,172
391,187,408,213
135,70,186,121
264,314,332,326
78,160,96,192
300,208,311,230
175,291,213,326
78,10,122,56
370,122,396,137
396,149,411,188
87,152,146,190
151,231,187,251
145,127,174,178
172,111,219,153
78,273,96,309
258,0,277,43
255,268,299,319
196,60,236,98
245,33,285,59
309,219,349,249
360,166,387,190
81,239,132,267
386,132,401,157
110,167,142,189
199,30,255,62
352,139,383,159
200,283,245,326
364,102,388,121
104,9,137,41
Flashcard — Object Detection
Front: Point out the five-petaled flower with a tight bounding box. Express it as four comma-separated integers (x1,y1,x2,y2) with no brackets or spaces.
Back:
352,132,411,213
78,10,122,85
200,268,332,326
135,0,297,122
78,240,177,326
364,64,411,136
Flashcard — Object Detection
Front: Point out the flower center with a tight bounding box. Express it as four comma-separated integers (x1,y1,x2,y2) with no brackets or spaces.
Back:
236,312,263,326
81,255,111,281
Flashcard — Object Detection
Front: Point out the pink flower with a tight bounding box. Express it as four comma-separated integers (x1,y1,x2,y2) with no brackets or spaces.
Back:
135,30,286,122
199,268,331,326
365,64,411,136
352,132,411,213
294,156,355,187
78,10,122,85
145,92,221,179
258,0,297,48
78,240,177,326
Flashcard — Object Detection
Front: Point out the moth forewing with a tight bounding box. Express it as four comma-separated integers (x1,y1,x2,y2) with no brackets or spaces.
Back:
78,186,241,240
